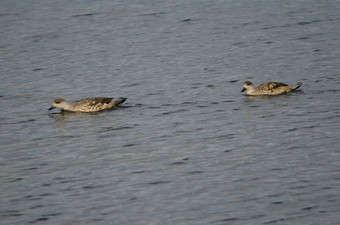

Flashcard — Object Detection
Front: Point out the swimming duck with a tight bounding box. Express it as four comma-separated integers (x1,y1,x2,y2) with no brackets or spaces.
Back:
48,97,126,112
241,81,301,96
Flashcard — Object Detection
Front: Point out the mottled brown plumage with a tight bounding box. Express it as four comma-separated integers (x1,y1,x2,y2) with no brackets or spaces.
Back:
241,81,300,96
49,97,126,112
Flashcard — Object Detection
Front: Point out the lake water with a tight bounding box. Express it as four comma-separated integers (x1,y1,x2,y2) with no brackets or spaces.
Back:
1,0,339,224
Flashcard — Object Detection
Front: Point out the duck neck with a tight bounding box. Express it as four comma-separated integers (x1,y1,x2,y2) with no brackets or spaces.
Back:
60,101,72,110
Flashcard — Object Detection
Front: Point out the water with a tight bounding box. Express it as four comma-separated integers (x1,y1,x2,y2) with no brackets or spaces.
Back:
1,0,339,224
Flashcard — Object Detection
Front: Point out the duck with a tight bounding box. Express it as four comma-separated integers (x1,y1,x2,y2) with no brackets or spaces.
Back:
241,81,301,96
48,97,126,112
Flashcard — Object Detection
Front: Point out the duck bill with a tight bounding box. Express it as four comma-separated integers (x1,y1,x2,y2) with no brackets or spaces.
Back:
241,88,246,92
48,106,55,110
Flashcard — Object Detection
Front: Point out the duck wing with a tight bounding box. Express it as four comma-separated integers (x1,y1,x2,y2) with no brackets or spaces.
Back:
259,82,288,91
92,97,113,105
77,98,113,106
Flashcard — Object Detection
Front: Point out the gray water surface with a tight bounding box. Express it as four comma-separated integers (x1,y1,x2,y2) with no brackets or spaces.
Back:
1,0,339,224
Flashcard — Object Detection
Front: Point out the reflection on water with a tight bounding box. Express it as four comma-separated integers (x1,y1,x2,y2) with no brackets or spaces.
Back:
245,95,290,100
244,90,303,100
48,110,105,122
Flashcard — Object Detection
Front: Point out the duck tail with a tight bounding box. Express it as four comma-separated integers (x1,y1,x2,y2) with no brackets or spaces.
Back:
294,85,301,90
294,82,302,90
115,97,127,105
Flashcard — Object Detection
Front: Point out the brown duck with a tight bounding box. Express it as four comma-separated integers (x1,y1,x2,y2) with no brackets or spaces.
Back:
48,97,126,112
241,81,301,96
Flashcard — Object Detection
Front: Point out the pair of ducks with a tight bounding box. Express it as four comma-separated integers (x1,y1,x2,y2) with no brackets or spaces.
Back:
49,81,301,113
